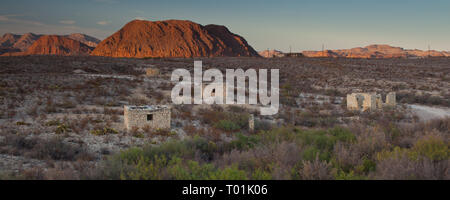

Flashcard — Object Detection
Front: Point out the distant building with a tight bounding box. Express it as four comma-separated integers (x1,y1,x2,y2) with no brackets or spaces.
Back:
283,52,304,57
258,50,304,58
124,105,171,131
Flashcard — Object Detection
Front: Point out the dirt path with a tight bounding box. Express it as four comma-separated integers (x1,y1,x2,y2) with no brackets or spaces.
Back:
408,104,450,121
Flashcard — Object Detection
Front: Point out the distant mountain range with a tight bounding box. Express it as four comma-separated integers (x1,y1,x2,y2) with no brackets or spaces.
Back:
258,45,450,58
0,33,100,56
2,35,95,56
302,44,450,58
2,21,449,58
1,20,259,58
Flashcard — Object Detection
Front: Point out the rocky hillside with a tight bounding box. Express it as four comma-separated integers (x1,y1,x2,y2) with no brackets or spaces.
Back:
13,33,42,51
2,35,93,56
0,33,21,48
0,33,43,52
65,33,101,48
302,44,450,58
0,33,100,55
91,19,259,58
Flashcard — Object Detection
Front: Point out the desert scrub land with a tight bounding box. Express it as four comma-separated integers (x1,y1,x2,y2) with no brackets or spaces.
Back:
0,55,448,179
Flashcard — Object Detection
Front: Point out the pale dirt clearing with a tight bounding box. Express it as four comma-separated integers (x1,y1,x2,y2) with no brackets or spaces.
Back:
408,104,450,121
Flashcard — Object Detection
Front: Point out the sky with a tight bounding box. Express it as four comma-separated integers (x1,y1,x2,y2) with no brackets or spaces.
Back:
1,0,449,51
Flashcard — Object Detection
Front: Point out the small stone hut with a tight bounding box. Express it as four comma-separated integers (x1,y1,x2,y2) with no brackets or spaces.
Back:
124,105,171,131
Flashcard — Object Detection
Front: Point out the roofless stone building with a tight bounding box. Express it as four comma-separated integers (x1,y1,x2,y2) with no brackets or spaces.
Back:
124,105,171,131
347,92,396,111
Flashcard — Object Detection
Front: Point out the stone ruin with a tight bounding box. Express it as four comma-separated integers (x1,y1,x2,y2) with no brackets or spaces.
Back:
347,92,396,111
248,114,254,132
146,68,160,76
124,105,171,131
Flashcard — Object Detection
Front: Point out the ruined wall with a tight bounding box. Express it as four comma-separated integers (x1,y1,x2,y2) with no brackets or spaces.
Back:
248,114,254,132
375,94,383,109
361,93,376,111
146,68,160,76
386,92,396,106
347,92,396,111
347,94,358,110
124,106,171,131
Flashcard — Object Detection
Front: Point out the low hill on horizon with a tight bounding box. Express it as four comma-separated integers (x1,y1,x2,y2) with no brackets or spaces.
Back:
258,49,284,58
302,44,450,58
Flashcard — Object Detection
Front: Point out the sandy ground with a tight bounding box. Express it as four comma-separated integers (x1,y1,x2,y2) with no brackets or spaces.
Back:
408,104,450,121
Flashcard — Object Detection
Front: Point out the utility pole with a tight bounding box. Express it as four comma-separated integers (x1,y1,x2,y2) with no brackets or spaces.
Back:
322,44,325,57
428,45,431,58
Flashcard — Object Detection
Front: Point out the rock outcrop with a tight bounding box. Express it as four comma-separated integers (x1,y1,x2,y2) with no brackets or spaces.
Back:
91,19,259,58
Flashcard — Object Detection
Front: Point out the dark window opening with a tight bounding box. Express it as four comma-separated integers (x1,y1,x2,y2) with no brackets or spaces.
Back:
147,114,153,121
212,89,216,93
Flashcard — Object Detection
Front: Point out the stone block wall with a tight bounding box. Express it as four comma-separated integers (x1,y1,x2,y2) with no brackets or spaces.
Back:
361,93,376,111
386,92,396,106
347,92,396,111
249,114,254,132
124,105,171,131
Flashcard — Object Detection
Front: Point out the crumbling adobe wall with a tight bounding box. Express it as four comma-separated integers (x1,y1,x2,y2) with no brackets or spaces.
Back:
347,92,396,111
248,114,254,132
346,93,361,110
124,106,171,131
386,92,396,106
361,93,376,111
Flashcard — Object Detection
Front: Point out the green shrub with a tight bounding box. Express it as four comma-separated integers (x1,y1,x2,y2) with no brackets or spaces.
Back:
16,121,30,126
209,165,248,180
302,146,321,161
251,168,272,180
55,124,70,134
45,120,61,126
214,120,240,132
377,136,449,162
327,127,356,143
335,170,367,180
228,133,260,151
411,136,449,161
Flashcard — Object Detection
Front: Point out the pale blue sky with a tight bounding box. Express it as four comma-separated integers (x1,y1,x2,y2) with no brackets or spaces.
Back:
1,0,449,51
